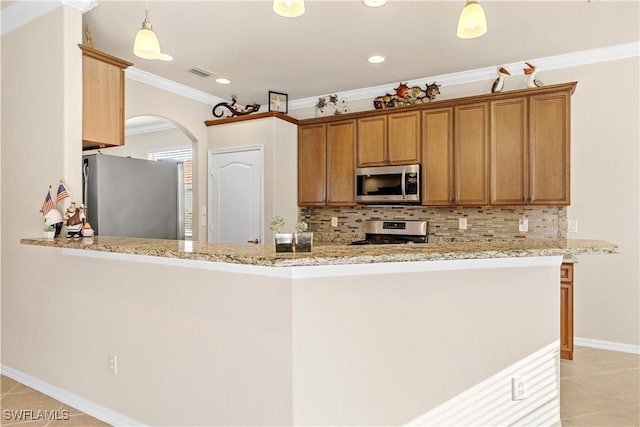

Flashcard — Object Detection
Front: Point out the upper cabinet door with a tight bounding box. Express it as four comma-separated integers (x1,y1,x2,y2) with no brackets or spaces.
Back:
422,108,454,206
529,91,571,205
491,98,528,205
80,45,132,150
388,111,420,165
327,120,356,206
357,116,387,167
455,102,490,206
298,124,327,206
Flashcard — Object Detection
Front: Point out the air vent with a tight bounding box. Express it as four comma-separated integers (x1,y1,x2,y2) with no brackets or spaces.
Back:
188,67,213,78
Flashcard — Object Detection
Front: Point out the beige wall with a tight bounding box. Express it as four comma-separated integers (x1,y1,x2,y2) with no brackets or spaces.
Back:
291,264,560,425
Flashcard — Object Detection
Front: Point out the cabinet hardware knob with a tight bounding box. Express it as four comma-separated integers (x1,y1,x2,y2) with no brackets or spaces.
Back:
247,238,259,244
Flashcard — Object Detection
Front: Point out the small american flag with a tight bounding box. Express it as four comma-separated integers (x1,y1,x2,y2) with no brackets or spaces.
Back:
56,183,70,204
41,190,54,216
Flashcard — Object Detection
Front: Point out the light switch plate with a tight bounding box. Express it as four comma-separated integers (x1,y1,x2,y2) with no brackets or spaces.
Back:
519,217,528,232
331,217,338,227
459,217,467,230
568,220,578,233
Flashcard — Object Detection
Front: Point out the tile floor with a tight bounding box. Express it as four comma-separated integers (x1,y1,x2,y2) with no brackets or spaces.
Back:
1,346,638,426
561,346,639,426
0,376,109,426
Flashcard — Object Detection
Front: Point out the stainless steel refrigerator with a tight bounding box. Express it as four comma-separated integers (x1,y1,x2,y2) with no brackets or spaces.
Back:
82,154,185,239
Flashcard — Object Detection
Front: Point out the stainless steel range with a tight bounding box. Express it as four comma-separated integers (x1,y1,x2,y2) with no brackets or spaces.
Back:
350,220,428,245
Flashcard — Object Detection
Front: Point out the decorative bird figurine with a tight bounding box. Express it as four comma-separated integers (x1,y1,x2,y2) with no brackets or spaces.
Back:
523,62,544,88
491,66,511,93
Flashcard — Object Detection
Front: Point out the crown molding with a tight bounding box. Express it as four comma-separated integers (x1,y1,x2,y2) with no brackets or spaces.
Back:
125,67,225,107
61,0,98,14
289,41,640,110
1,0,96,36
130,41,638,111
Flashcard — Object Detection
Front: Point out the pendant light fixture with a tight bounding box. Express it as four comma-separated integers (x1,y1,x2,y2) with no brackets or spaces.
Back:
456,0,487,39
134,0,172,60
273,0,305,18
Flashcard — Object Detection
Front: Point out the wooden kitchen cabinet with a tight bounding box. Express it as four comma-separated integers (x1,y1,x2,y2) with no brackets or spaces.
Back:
491,90,571,206
79,45,132,150
560,262,574,360
529,90,571,205
491,97,529,205
357,116,387,166
388,111,420,165
299,82,576,208
455,102,490,206
298,124,327,206
298,120,356,207
422,108,454,205
357,111,420,167
421,103,489,206
326,120,356,205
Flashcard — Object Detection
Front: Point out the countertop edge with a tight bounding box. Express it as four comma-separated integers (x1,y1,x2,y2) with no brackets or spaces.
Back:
20,236,619,268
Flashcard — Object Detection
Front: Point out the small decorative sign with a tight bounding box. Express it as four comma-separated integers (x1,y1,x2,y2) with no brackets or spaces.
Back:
269,91,288,114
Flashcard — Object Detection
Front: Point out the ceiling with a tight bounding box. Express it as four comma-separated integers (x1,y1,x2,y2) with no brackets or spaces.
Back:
83,1,638,108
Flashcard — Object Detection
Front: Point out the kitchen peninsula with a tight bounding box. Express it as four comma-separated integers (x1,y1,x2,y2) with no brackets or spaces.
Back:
19,236,617,426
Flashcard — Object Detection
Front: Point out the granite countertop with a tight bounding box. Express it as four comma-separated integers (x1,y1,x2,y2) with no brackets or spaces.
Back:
20,236,618,267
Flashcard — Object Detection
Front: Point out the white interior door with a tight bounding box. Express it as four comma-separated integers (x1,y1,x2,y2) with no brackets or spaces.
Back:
208,146,263,244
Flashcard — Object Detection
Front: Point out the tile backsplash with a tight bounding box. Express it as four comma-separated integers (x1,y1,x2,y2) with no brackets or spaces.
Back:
300,205,567,243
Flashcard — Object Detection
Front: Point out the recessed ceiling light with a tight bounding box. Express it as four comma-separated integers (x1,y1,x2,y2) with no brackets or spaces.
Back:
368,55,385,64
363,0,387,7
216,78,231,85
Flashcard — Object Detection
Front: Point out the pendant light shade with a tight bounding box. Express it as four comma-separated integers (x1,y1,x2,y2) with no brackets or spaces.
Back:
273,0,305,18
134,18,161,60
133,2,171,61
457,0,487,39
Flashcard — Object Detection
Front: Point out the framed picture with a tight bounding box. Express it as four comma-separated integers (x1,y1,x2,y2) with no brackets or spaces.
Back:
269,91,288,114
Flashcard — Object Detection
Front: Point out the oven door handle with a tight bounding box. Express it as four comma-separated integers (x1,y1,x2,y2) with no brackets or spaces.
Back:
401,168,406,199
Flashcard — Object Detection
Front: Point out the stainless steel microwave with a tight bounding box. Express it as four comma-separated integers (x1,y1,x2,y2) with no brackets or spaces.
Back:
355,164,420,204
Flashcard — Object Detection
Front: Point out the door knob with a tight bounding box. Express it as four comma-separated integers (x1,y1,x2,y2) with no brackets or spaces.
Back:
247,238,259,244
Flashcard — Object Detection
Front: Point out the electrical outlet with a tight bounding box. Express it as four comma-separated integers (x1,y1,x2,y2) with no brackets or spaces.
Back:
568,219,578,233
108,354,118,375
512,376,527,400
458,217,467,230
331,217,338,227
519,217,528,232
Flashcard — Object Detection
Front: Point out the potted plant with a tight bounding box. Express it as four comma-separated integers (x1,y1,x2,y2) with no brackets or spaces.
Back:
43,224,55,239
271,216,293,252
294,221,313,252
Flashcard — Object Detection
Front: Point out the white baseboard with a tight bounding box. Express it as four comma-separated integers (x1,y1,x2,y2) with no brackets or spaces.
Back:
575,337,640,355
0,364,145,427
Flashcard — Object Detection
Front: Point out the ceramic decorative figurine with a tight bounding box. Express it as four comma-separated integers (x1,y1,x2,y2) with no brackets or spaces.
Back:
81,222,94,237
56,181,85,238
524,62,544,88
491,66,511,93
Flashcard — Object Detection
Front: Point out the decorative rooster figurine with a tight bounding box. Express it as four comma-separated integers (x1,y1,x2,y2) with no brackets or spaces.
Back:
523,62,544,88
491,66,511,93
